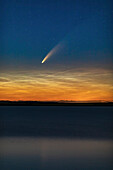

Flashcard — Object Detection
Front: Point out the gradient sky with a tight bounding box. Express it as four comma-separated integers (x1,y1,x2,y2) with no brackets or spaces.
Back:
0,0,113,102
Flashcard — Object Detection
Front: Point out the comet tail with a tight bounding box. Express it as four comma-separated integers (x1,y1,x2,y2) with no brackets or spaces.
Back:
41,43,62,63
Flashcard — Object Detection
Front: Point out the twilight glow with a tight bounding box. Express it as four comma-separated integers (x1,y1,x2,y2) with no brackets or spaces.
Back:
0,68,113,102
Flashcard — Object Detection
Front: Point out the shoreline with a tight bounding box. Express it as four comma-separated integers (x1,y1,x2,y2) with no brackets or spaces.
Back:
0,101,113,106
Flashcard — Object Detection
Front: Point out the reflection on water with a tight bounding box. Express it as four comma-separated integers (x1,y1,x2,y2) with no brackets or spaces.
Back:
0,106,113,169
0,137,113,170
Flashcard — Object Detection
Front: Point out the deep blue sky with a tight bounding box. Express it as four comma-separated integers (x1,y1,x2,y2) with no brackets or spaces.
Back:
0,0,113,69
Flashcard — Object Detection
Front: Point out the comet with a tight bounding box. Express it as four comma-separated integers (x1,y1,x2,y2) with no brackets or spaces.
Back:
41,16,90,64
41,43,63,64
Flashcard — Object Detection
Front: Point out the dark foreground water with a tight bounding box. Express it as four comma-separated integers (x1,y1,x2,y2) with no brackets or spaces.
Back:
0,106,113,169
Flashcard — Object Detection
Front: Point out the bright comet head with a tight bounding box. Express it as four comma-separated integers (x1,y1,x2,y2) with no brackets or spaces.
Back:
41,55,48,64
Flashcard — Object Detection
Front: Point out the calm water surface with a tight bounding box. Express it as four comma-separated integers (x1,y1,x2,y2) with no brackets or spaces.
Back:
0,106,113,169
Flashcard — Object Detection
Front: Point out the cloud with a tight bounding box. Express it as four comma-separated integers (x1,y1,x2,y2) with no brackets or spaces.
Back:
0,78,10,82
0,68,113,101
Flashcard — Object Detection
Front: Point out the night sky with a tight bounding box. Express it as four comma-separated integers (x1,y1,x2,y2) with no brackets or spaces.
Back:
0,0,113,101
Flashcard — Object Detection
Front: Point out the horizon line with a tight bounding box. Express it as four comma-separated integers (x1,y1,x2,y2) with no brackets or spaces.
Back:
0,100,113,103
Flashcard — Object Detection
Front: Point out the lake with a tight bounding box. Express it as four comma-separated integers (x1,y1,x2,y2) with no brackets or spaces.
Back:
0,106,113,169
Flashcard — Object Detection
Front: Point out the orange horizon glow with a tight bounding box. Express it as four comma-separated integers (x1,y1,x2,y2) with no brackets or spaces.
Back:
0,68,113,102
